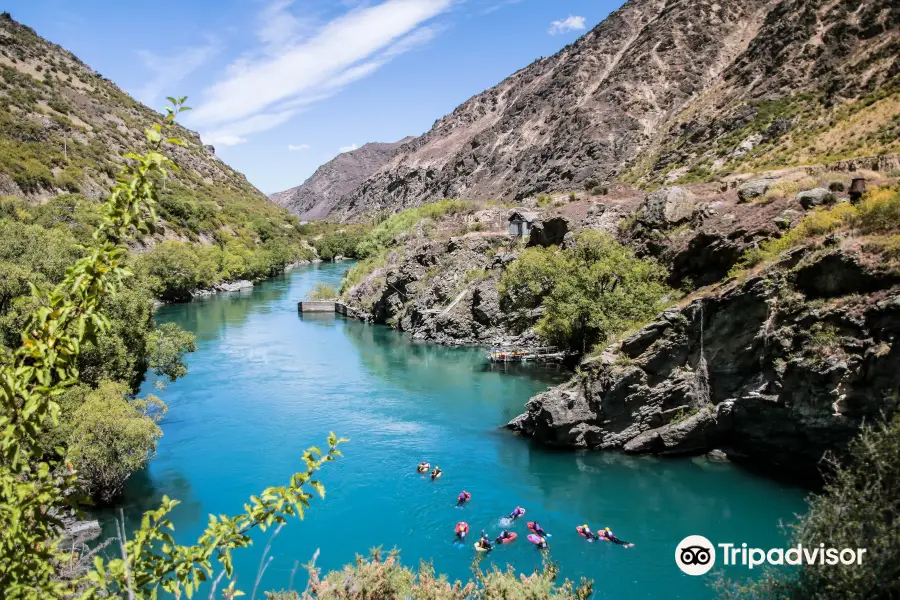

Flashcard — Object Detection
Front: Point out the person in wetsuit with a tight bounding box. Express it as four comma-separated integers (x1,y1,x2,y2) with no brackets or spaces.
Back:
431,466,442,480
532,521,549,537
457,490,470,505
479,529,494,551
508,506,525,520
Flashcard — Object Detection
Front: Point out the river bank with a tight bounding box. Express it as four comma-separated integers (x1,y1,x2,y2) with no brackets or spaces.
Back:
94,262,807,598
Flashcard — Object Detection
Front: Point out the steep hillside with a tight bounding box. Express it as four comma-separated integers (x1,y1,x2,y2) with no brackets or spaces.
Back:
271,137,413,220
0,13,301,245
330,0,897,221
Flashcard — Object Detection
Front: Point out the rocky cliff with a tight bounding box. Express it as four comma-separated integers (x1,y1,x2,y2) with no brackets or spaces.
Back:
508,245,900,475
327,0,897,220
270,137,414,220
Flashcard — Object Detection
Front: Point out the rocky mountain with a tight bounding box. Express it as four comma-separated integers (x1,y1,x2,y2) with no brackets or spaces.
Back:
0,13,300,244
270,138,413,221
329,0,897,221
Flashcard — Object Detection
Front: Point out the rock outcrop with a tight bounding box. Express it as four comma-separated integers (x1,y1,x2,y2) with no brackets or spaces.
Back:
509,249,900,475
342,231,519,346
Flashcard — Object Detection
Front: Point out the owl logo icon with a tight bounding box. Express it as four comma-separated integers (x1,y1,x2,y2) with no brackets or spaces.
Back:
675,535,716,575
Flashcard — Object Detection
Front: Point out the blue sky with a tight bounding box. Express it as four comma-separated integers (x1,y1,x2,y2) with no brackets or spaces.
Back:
5,0,621,194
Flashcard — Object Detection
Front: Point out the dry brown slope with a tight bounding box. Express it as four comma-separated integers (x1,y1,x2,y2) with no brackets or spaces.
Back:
335,0,898,221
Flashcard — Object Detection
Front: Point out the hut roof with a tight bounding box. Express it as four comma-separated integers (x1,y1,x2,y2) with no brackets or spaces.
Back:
508,208,538,223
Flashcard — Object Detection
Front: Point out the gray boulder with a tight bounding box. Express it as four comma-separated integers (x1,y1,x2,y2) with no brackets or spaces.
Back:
797,188,835,209
642,186,697,226
737,179,775,203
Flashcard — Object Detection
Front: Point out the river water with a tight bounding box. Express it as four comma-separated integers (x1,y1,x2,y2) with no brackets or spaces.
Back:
104,262,808,598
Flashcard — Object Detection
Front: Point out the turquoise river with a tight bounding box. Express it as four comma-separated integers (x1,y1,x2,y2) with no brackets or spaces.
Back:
101,262,809,598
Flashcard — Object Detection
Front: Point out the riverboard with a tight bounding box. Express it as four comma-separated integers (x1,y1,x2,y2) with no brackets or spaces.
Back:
496,532,518,544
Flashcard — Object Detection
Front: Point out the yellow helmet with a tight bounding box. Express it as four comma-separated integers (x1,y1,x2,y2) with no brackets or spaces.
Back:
583,524,589,529
605,527,611,532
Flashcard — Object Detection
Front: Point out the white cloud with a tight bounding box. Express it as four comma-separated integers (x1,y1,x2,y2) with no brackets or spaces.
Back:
339,143,359,153
257,0,317,55
135,40,219,105
548,15,586,35
206,134,247,147
288,143,311,151
203,110,296,147
190,0,454,145
480,0,523,15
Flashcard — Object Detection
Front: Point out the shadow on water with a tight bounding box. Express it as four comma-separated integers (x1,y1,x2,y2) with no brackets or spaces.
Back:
88,467,203,542
341,318,570,395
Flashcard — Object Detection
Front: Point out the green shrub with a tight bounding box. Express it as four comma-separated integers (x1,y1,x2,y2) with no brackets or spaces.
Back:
295,549,592,600
537,193,553,207
307,283,338,300
340,250,390,294
730,185,900,275
66,381,167,504
852,185,900,234
313,229,367,260
501,231,670,353
146,322,197,386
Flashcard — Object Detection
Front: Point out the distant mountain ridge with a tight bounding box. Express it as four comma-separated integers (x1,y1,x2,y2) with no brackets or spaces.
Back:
270,137,414,220
299,0,895,221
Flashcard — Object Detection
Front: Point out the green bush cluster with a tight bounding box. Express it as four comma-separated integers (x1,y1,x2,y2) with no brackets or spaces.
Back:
134,237,314,302
307,283,339,301
312,228,368,261
0,198,197,508
500,231,671,353
279,548,592,600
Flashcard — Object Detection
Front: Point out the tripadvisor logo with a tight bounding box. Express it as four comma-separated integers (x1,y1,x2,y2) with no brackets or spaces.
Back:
676,535,716,576
675,535,868,576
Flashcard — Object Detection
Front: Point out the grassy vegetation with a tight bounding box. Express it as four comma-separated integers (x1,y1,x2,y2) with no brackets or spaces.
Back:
307,283,338,300
355,199,475,258
627,76,900,187
340,250,390,295
335,200,478,297
730,185,900,276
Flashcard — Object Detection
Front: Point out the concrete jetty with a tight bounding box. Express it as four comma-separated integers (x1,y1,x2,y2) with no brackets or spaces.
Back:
298,301,337,313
